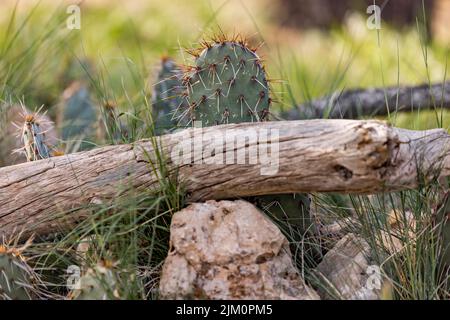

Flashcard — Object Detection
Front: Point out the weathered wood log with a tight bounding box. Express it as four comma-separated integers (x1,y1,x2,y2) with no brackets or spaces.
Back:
0,119,449,238
284,82,450,119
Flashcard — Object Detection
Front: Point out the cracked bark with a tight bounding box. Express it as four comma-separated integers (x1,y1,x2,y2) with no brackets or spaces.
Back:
0,119,449,238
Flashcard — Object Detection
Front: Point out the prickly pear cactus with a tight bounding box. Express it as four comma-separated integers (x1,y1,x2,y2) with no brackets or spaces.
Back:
13,105,60,162
21,114,52,161
182,37,270,126
58,81,97,151
152,57,188,134
1,105,59,165
0,245,35,300
68,260,120,300
182,36,312,236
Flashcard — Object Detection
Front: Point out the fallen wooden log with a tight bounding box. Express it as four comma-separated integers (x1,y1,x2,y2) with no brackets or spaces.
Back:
284,82,450,119
0,119,449,238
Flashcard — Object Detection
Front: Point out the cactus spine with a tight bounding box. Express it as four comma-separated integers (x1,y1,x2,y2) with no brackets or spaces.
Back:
0,242,36,300
182,37,270,126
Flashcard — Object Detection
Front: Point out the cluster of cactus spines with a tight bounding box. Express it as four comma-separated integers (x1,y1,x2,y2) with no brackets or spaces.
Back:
0,239,37,300
68,260,121,300
181,35,271,126
152,56,188,134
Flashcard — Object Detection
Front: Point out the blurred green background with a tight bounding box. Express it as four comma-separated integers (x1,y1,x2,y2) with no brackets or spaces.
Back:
0,0,448,132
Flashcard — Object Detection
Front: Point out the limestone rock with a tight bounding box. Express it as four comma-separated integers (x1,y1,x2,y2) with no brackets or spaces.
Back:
315,233,381,300
159,200,319,300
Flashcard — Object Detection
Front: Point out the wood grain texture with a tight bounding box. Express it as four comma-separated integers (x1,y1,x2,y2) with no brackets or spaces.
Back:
0,119,449,238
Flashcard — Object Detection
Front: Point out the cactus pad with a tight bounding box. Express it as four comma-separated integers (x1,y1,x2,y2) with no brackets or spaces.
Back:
69,260,120,300
152,57,188,133
59,81,97,150
0,245,35,300
183,38,270,126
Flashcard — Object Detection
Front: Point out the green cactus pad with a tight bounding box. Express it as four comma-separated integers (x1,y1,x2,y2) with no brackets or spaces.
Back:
183,40,270,126
69,262,120,300
152,57,188,134
59,82,97,150
0,249,34,300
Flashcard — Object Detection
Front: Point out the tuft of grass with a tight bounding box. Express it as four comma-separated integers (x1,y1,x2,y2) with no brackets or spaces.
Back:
27,131,185,299
308,179,450,300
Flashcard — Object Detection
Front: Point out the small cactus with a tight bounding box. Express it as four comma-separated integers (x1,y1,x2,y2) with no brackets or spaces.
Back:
0,239,37,300
68,260,121,300
151,57,188,134
22,115,51,161
12,105,59,162
182,36,270,126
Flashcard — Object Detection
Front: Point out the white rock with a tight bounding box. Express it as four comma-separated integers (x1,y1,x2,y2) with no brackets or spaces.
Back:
159,200,319,300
